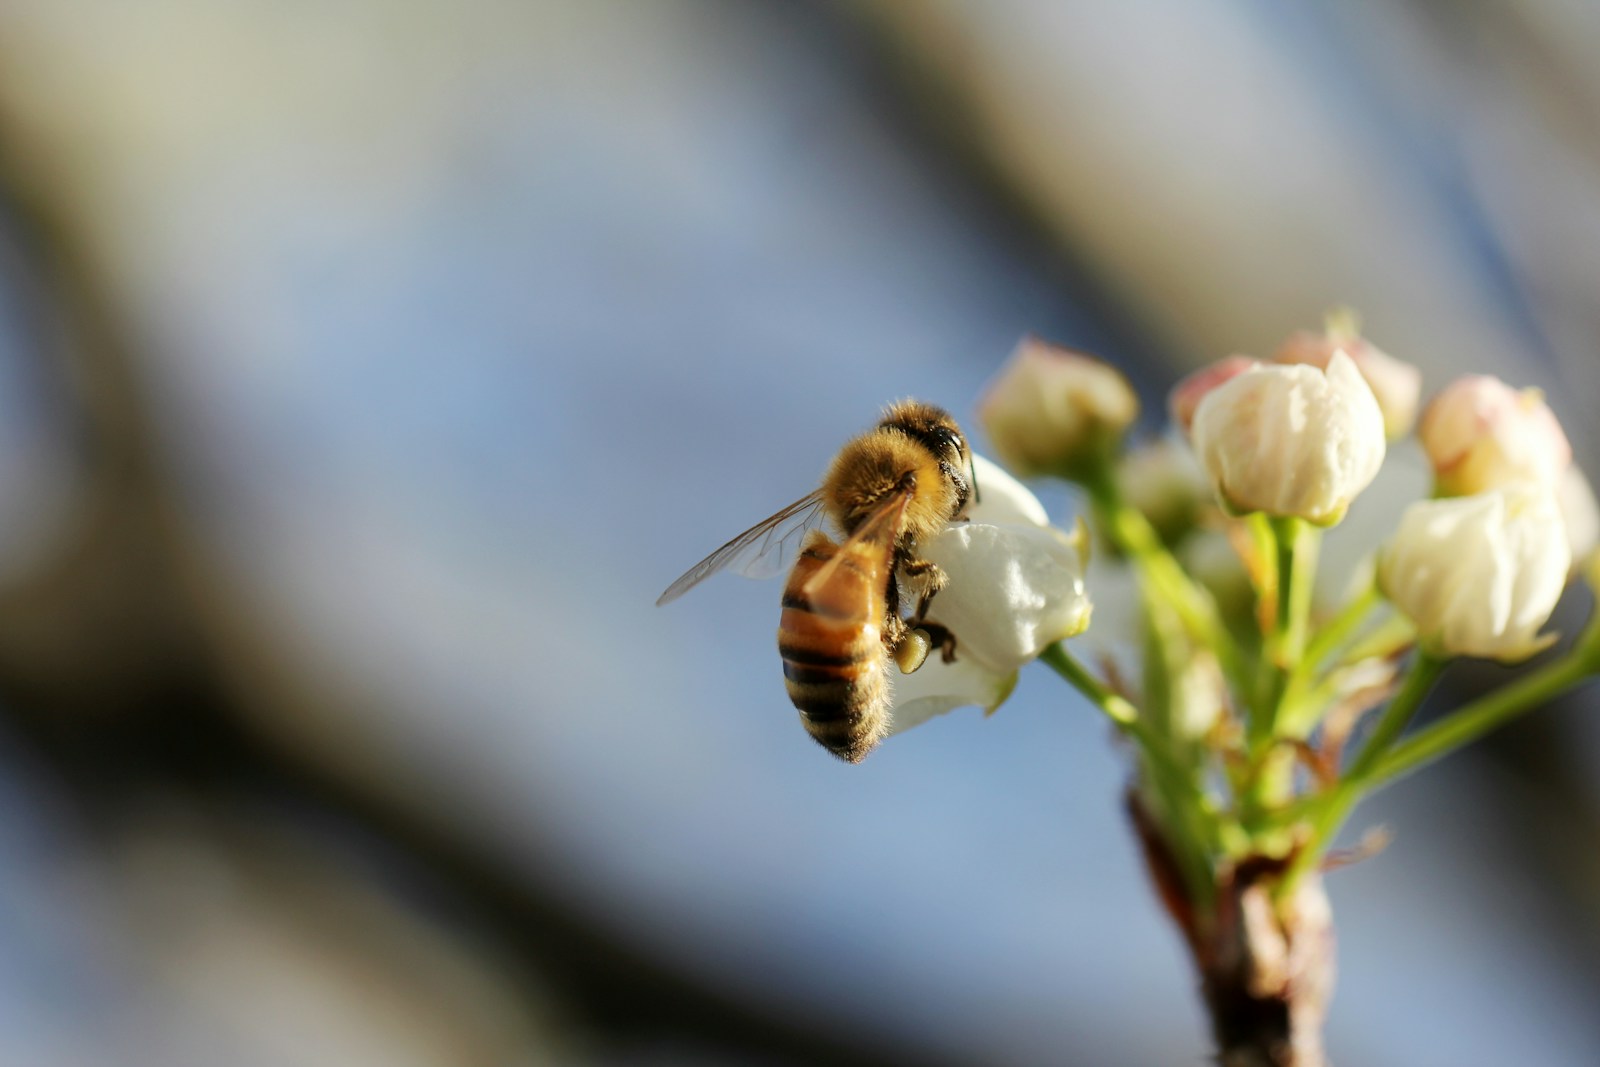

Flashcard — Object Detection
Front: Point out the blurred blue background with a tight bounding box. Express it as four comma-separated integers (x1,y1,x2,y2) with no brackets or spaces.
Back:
0,1,1597,1064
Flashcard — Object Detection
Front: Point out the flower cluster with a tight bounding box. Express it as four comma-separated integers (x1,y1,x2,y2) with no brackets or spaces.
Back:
1188,351,1385,526
881,318,1594,743
887,315,1597,876
733,310,1600,1064
652,279,1600,1062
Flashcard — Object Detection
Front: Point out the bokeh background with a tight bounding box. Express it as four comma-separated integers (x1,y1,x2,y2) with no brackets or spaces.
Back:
0,1,1598,1064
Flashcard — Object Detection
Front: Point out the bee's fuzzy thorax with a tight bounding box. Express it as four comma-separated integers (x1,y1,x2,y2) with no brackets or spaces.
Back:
822,428,960,543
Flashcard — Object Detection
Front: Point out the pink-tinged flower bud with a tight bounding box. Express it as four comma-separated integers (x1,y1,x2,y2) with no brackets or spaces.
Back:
1273,326,1421,440
1168,355,1259,437
1378,484,1569,662
1190,352,1386,525
1418,375,1572,496
978,337,1139,478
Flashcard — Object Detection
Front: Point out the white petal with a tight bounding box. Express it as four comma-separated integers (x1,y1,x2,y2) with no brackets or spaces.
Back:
887,655,1018,735
1419,376,1571,496
1071,556,1142,668
966,453,1049,527
878,455,1089,739
918,521,1092,673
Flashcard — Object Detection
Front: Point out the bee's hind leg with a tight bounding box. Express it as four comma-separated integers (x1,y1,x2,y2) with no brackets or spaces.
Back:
896,559,958,662
889,619,956,672
913,621,959,664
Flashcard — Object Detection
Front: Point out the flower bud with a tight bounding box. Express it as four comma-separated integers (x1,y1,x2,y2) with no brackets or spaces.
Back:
1378,484,1569,662
1273,322,1421,440
1190,352,1386,525
1418,375,1571,496
978,337,1139,479
1168,355,1259,437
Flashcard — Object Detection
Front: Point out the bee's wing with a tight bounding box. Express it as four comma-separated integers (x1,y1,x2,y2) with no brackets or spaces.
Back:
799,487,913,603
656,491,826,606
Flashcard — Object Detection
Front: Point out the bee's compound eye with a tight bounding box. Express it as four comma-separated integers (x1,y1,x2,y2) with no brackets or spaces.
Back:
928,426,963,459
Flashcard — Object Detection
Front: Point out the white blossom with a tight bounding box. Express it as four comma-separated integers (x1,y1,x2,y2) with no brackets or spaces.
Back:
887,454,1091,733
1378,484,1570,662
1190,352,1386,525
1273,326,1421,440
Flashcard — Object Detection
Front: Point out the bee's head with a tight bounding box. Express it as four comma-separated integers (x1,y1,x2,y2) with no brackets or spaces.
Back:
879,400,974,518
879,400,969,468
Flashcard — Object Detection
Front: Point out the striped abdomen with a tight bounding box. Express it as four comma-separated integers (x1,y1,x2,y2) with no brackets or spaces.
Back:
778,532,891,763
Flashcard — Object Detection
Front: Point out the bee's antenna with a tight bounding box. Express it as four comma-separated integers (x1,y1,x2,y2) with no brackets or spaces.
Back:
969,455,981,505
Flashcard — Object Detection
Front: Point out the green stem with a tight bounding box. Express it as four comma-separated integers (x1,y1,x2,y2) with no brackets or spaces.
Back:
1301,582,1380,677
1340,613,1415,664
1370,649,1598,788
1281,519,1319,669
1276,582,1383,740
1039,642,1216,904
1247,512,1278,611
1138,577,1180,742
1084,470,1247,696
1277,652,1446,898
1240,520,1320,823
1346,652,1448,778
1254,518,1318,745
1247,513,1279,733
1038,641,1136,727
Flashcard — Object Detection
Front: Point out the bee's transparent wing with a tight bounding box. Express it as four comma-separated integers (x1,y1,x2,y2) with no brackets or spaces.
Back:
656,491,826,606
798,487,912,603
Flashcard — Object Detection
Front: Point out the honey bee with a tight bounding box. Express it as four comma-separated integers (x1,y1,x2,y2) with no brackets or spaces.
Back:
658,400,976,763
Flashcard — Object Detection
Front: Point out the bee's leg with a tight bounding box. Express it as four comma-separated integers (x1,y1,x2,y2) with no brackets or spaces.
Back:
898,559,946,625
895,558,956,661
899,557,947,613
882,612,908,652
882,573,908,650
900,557,947,591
